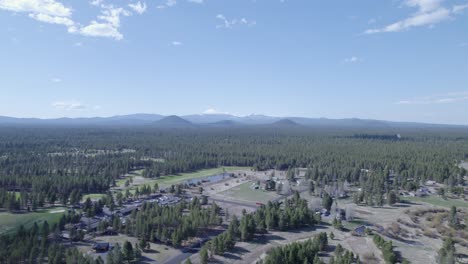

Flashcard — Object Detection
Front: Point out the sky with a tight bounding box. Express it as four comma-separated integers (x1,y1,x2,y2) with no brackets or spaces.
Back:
1,0,468,124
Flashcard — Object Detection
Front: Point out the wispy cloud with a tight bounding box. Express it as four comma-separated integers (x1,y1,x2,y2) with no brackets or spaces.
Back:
128,1,147,14
365,0,467,34
51,100,102,111
90,0,103,7
171,41,183,46
396,91,468,105
216,14,256,29
50,77,62,83
0,0,76,31
51,100,86,110
188,0,203,4
0,0,145,40
157,0,176,9
203,108,230,115
79,5,131,40
343,56,362,64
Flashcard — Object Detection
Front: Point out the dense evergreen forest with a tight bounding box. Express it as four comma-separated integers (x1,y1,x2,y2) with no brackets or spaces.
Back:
0,126,467,263
0,126,467,210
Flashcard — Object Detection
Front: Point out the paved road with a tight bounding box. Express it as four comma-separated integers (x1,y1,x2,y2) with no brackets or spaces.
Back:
164,252,192,264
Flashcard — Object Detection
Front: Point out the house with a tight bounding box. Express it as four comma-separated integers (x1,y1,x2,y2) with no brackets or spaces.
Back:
77,216,101,231
416,187,430,197
352,225,367,236
96,227,117,236
335,209,346,221
60,231,71,240
425,180,437,186
102,207,114,217
320,208,330,216
262,180,276,191
92,242,110,252
116,205,138,217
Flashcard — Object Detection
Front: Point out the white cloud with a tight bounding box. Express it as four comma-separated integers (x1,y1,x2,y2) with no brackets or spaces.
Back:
79,6,130,40
50,77,62,83
29,12,74,27
0,0,76,31
52,100,86,110
90,0,103,6
157,0,176,9
396,91,468,105
406,0,443,13
216,14,256,29
453,3,468,13
188,0,203,4
343,56,362,63
365,0,465,34
0,0,140,40
203,108,230,115
128,1,146,14
171,41,182,46
80,22,122,40
0,0,72,17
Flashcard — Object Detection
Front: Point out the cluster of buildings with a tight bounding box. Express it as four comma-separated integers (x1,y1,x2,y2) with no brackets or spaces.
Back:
60,194,184,246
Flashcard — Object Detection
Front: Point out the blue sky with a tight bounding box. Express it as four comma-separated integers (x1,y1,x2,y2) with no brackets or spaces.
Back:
1,0,468,124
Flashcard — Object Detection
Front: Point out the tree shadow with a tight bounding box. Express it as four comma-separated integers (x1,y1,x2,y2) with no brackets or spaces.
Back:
223,252,242,260
144,249,159,254
250,234,285,245
231,246,250,254
138,256,156,263
399,200,422,206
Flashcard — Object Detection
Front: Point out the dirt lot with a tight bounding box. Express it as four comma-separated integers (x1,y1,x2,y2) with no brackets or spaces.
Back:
460,162,468,170
186,225,384,264
187,195,468,264
76,234,181,263
98,169,468,264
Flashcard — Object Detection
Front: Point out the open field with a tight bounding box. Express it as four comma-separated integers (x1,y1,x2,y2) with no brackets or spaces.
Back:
82,193,107,202
154,167,251,185
402,196,468,208
0,207,66,235
187,225,384,264
220,181,280,204
187,193,468,264
460,162,468,170
115,167,251,194
77,234,180,263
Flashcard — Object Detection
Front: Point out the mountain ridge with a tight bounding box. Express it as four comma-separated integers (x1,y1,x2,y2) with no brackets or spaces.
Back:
0,114,466,128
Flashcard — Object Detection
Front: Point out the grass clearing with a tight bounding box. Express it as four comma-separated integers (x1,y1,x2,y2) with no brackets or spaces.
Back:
89,234,180,263
221,181,279,203
344,218,368,230
154,166,251,186
114,166,251,195
82,193,106,201
0,207,66,235
402,196,468,208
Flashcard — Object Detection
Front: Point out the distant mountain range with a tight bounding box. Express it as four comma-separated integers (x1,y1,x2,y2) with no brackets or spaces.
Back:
0,113,466,128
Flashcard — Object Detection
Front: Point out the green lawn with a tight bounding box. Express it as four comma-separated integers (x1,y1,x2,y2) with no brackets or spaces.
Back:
402,196,468,208
82,193,106,201
115,169,145,187
221,181,279,203
0,207,66,235
153,166,251,186
116,166,251,195
344,218,368,229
